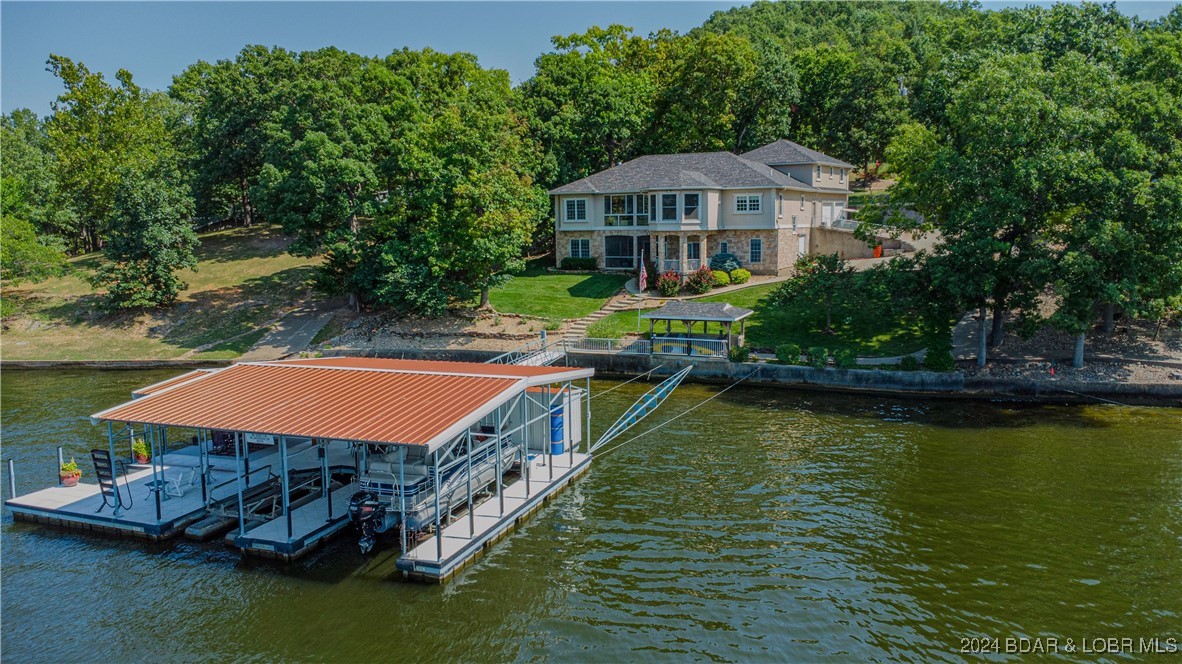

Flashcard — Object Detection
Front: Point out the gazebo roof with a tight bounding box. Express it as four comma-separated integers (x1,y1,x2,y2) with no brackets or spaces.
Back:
640,301,754,323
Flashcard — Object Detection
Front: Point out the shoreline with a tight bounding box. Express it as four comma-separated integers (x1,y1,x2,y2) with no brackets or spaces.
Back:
4,350,1180,407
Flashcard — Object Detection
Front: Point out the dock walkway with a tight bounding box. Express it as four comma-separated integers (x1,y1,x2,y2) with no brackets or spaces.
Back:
398,452,591,582
233,483,357,560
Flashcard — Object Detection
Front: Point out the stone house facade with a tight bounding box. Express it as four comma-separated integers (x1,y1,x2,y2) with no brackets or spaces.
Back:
550,140,853,276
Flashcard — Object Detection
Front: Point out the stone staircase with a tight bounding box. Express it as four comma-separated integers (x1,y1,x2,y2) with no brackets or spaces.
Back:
564,293,645,340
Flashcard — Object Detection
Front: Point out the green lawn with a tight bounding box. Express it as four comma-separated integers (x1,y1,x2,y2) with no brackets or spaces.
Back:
587,279,926,357
1,225,322,361
488,258,628,320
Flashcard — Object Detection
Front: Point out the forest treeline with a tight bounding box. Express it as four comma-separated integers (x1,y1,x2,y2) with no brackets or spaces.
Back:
2,1,1180,353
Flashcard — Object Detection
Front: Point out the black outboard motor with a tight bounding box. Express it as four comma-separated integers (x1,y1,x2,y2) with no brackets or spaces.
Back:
347,490,386,555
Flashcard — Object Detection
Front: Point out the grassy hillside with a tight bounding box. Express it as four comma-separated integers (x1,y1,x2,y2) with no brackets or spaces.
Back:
1,225,322,361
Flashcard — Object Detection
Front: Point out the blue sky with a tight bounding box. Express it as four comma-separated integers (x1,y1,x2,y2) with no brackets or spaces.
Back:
2,1,1178,116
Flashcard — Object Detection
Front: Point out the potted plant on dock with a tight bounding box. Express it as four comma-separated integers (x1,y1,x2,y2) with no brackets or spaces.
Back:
60,459,82,487
132,438,151,464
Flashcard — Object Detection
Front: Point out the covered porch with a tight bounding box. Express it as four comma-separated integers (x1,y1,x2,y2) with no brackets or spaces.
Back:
641,301,754,359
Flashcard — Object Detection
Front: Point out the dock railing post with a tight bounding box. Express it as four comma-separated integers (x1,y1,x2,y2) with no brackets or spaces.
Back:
546,385,554,482
321,442,332,522
7,459,16,499
568,380,575,467
57,446,64,485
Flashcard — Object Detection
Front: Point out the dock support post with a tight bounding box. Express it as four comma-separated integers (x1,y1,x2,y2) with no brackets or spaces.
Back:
522,394,530,498
568,380,575,467
495,406,504,517
280,436,292,541
151,425,162,522
466,431,474,538
235,432,247,539
398,446,407,553
321,443,331,522
586,377,591,455
7,459,16,499
433,448,443,562
57,446,64,485
546,385,554,482
199,429,209,506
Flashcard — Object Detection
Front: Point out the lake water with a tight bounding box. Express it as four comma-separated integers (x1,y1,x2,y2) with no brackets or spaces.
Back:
2,369,1180,662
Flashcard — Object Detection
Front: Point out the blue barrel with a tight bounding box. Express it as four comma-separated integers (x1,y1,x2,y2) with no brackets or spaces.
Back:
549,404,564,455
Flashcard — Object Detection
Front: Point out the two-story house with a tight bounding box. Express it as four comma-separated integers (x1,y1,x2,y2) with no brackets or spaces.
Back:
550,139,853,276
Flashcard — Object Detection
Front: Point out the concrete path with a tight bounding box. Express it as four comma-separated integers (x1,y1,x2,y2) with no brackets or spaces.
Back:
238,301,344,361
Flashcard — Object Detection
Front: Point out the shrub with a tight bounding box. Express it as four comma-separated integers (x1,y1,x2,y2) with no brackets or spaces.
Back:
684,266,716,294
711,270,731,287
923,331,956,372
655,271,681,297
729,344,751,363
808,346,829,369
775,343,801,364
560,257,596,270
834,348,857,369
729,268,751,284
710,252,741,272
900,355,920,371
543,318,562,331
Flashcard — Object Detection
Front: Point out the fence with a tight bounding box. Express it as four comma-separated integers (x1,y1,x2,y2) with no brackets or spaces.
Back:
650,336,728,358
564,338,652,355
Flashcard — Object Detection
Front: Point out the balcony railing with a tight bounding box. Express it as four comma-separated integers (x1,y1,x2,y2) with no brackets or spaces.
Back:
661,259,680,273
604,256,636,269
685,259,702,271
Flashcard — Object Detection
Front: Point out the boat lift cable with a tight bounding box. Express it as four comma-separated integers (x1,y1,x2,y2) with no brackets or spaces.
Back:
589,365,666,401
593,367,762,459
590,366,695,453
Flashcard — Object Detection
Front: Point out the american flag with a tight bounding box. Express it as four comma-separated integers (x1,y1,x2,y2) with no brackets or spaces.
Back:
638,251,648,291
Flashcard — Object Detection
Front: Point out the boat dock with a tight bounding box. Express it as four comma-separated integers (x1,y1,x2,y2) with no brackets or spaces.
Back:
398,452,591,583
4,356,602,581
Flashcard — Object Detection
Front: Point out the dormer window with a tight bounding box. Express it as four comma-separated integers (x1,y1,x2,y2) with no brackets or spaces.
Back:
816,165,821,178
840,169,845,183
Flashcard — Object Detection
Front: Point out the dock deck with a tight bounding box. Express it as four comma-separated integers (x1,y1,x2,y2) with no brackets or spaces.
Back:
232,483,358,560
5,465,208,539
398,452,591,583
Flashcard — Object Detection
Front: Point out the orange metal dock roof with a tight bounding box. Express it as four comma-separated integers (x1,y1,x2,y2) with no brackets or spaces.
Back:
131,369,220,398
94,359,592,448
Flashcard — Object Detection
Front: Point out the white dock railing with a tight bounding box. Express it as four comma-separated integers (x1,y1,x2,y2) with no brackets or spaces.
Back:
565,338,652,355
651,336,728,358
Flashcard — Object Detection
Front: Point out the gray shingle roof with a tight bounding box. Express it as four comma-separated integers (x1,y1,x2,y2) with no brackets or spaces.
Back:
549,151,815,195
641,301,754,323
741,139,854,168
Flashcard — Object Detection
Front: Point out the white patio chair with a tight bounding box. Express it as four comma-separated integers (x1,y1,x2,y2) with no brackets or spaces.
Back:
165,468,198,498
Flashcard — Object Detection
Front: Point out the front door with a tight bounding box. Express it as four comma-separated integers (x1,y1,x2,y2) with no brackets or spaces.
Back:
636,236,651,268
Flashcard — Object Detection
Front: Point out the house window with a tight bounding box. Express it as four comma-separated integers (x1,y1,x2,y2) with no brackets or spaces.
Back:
735,194,761,213
719,241,729,255
564,199,587,222
604,235,635,269
687,241,701,261
683,193,700,220
800,194,805,210
750,238,763,263
792,215,798,231
777,193,783,216
569,238,591,259
829,166,834,179
839,169,845,183
816,165,822,178
661,194,679,221
603,194,649,226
